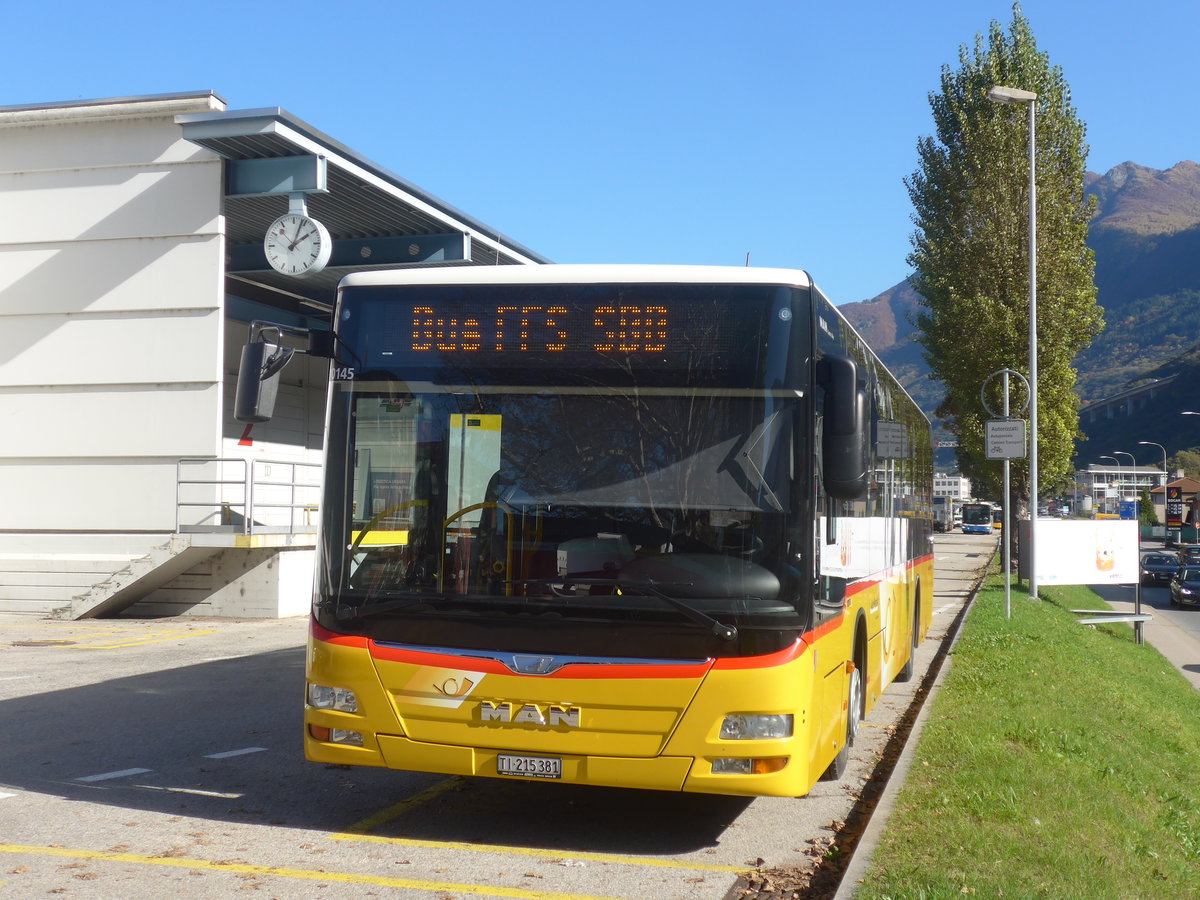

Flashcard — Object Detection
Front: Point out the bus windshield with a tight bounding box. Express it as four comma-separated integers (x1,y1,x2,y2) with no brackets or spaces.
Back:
319,281,810,644
961,504,992,526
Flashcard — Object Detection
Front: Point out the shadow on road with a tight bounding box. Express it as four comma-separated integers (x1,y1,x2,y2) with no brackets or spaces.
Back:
0,647,747,855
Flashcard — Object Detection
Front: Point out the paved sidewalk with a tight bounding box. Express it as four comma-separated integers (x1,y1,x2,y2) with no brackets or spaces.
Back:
833,530,997,899
1102,590,1200,691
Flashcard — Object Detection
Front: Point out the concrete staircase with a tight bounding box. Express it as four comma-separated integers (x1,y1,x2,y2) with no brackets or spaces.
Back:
54,536,218,619
1,532,317,620
0,551,143,615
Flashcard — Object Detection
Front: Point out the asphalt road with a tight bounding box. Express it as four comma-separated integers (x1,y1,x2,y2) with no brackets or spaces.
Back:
1091,551,1200,690
0,534,993,900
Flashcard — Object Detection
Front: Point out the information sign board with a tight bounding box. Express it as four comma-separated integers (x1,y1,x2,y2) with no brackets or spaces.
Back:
875,422,908,460
985,418,1027,460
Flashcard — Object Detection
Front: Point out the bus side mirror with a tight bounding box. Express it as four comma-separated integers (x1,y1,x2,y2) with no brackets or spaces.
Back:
235,340,294,423
819,353,868,500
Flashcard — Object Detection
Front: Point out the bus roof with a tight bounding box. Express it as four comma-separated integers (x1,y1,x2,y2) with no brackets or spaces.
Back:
339,264,815,290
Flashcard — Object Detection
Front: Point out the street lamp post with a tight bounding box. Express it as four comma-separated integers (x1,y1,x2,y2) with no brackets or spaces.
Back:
1137,441,1168,485
1114,450,1136,508
1139,440,1170,541
1101,456,1120,516
988,83,1039,596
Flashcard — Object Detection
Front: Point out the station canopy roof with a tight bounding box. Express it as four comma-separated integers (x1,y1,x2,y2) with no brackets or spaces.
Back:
176,95,550,319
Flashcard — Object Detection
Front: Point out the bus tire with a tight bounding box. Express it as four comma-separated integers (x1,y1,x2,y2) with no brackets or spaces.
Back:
894,587,921,683
820,661,862,781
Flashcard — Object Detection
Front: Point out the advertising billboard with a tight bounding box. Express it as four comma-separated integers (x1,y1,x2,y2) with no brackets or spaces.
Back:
1030,519,1140,586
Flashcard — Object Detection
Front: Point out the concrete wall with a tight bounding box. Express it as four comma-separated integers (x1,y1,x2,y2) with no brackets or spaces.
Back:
0,95,230,613
0,95,227,536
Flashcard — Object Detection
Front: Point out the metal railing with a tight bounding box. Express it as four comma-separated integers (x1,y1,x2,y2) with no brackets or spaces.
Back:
176,458,321,535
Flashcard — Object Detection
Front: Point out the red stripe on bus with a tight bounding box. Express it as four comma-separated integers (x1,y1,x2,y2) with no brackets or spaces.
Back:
363,640,713,679
845,580,875,597
311,620,368,648
842,554,934,599
366,643,512,674
712,636,814,670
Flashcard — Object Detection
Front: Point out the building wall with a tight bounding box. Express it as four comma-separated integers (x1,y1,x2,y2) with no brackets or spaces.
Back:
0,95,227,534
933,475,971,501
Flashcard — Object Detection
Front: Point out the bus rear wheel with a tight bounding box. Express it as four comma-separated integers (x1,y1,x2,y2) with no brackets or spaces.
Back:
894,592,921,683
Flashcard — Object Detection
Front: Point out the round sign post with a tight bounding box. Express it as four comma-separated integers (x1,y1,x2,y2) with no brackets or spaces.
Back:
981,369,1031,618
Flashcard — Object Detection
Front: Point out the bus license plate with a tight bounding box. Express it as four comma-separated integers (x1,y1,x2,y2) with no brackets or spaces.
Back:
496,754,562,779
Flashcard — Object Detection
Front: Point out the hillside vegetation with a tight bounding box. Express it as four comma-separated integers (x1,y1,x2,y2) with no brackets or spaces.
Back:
840,160,1200,459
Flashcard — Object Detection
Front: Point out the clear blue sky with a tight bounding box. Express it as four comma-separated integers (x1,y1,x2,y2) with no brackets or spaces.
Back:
4,0,1197,305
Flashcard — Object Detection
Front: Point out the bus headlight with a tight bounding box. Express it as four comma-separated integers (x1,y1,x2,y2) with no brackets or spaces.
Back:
308,683,359,713
720,714,793,740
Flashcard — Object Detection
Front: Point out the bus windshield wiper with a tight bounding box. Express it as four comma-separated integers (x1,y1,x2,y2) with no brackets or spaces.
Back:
510,578,738,642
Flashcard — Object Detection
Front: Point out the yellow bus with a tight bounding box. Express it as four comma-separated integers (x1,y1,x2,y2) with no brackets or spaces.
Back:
238,265,934,797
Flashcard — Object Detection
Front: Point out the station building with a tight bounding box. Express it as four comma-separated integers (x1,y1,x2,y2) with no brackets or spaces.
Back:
0,91,548,618
1074,463,1167,517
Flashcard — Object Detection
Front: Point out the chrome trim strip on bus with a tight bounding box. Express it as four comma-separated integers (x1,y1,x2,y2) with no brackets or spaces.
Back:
370,642,708,675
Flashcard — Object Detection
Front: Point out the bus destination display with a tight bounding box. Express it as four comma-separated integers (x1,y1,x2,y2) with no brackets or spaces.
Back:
344,283,791,383
406,304,669,354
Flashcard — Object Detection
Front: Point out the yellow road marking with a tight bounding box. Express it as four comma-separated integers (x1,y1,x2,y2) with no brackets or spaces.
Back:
1,623,218,650
339,776,466,833
331,832,746,873
331,777,744,874
0,844,630,900
75,629,218,649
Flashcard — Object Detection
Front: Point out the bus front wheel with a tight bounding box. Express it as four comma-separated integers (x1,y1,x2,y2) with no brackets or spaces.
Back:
820,663,862,781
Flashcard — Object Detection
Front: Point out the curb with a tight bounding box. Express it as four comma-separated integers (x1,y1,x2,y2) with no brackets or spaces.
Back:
831,566,987,899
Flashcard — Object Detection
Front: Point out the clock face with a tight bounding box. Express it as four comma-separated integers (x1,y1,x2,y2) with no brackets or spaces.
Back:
263,213,333,277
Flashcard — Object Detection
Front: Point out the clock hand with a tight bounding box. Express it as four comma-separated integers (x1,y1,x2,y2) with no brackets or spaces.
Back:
288,228,316,251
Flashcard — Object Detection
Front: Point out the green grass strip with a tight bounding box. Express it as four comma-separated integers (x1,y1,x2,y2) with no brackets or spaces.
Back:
856,579,1200,899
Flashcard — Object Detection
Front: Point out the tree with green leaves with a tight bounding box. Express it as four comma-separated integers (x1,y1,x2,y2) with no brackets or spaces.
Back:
1167,448,1200,481
906,5,1103,508
1139,487,1158,527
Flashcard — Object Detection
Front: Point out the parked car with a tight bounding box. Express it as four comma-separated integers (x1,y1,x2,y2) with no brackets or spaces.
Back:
1141,552,1181,586
1177,545,1200,566
1169,567,1200,608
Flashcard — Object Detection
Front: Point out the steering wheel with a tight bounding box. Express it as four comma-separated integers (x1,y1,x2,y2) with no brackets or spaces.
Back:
720,523,765,557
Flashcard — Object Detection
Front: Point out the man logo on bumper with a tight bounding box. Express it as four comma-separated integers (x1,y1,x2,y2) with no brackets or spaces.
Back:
479,700,581,727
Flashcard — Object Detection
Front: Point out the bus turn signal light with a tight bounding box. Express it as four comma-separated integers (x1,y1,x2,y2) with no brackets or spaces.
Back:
308,724,363,746
712,757,788,775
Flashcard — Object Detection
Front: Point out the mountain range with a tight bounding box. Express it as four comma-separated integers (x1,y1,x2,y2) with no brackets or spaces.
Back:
839,160,1200,463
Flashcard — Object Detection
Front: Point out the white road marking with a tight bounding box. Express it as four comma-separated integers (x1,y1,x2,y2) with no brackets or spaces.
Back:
203,747,268,759
74,768,152,782
134,785,244,799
